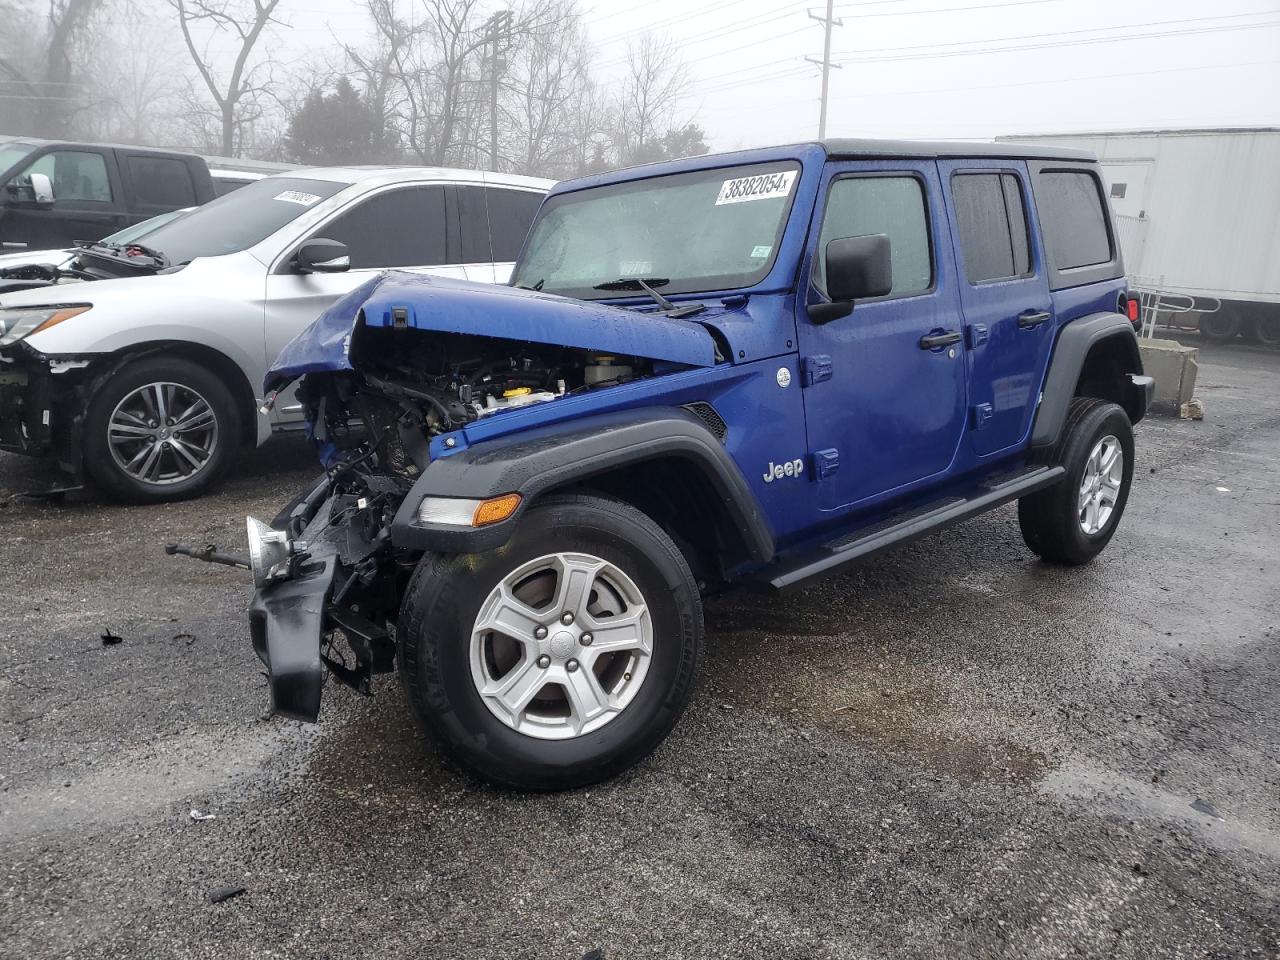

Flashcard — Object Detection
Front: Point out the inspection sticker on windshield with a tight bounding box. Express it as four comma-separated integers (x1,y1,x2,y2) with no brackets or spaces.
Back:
715,171,796,206
273,190,323,206
750,244,772,258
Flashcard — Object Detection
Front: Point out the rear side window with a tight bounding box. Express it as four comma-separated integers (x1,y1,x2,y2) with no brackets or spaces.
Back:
1036,170,1111,270
815,175,932,299
319,185,446,268
486,187,543,261
129,156,197,207
951,172,1031,283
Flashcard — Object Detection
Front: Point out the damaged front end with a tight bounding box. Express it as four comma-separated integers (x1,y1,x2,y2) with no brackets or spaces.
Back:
241,272,716,722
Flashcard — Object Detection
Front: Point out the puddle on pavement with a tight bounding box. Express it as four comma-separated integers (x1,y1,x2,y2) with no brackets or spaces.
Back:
704,603,1051,784
1042,759,1280,862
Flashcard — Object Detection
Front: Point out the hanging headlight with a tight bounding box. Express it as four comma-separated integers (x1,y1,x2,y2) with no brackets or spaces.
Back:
246,516,293,587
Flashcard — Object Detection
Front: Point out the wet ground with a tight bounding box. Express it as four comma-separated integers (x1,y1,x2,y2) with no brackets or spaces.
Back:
1,336,1277,959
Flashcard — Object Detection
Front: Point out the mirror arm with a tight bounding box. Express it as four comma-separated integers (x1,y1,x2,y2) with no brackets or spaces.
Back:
807,300,854,325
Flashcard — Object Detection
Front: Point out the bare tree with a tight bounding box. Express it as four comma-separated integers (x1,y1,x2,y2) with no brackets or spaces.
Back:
0,0,97,137
617,32,685,162
503,0,591,176
169,0,286,155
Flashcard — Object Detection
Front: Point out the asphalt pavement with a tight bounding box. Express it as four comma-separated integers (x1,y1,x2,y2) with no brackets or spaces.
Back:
1,336,1277,959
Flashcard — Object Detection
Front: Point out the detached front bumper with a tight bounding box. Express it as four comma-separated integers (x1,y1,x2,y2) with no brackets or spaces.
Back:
248,556,337,722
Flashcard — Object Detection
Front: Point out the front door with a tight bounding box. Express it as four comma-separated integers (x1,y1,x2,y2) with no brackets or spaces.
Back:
1,148,125,249
797,161,969,514
264,183,470,423
938,160,1054,458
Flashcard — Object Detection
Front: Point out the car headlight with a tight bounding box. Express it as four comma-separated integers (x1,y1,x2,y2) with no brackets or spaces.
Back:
0,304,91,347
246,516,293,587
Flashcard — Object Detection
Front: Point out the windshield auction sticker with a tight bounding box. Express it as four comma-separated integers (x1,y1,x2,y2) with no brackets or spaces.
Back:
715,170,797,205
273,190,323,206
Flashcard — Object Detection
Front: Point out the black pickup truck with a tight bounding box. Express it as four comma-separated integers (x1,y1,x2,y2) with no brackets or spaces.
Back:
0,138,216,251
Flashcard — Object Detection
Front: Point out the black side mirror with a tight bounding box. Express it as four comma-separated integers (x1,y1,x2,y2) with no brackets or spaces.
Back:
294,238,350,273
808,233,893,324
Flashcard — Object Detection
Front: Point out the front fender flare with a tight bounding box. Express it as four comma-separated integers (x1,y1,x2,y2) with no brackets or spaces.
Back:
390,406,775,562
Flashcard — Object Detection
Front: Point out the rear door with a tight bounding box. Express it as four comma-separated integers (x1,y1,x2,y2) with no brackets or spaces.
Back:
939,159,1053,458
118,153,200,223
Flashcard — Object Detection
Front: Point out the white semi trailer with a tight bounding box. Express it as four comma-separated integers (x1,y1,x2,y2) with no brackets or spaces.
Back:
999,127,1280,346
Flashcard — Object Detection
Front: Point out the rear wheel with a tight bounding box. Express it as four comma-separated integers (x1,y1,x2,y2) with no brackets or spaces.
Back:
1019,398,1134,565
1198,311,1240,342
398,493,703,790
1252,314,1280,348
82,355,240,503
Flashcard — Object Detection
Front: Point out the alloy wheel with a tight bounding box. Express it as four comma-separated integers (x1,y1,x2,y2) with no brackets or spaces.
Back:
469,552,654,740
1078,434,1123,535
107,381,219,485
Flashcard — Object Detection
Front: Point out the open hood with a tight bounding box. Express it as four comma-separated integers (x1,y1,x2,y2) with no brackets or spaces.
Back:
266,271,719,392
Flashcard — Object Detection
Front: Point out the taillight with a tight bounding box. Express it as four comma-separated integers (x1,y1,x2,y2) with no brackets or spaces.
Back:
1126,296,1139,325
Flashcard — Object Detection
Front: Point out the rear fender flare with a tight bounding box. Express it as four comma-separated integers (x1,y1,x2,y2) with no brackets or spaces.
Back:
1032,312,1148,448
390,407,775,563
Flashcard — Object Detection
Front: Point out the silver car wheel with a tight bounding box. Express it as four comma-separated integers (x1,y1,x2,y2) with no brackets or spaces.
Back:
470,551,654,740
1078,434,1122,535
107,381,219,486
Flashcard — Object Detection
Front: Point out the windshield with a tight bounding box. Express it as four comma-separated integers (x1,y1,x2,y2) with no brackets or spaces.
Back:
99,208,191,246
137,176,348,264
511,161,801,299
0,141,37,177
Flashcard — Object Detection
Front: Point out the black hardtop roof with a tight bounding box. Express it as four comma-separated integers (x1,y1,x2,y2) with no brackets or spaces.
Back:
817,137,1096,162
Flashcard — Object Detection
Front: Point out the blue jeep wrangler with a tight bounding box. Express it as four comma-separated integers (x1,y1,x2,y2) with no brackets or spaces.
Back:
245,139,1153,790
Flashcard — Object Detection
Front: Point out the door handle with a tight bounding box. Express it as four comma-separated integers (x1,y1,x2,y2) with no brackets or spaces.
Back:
919,330,962,350
1017,310,1052,329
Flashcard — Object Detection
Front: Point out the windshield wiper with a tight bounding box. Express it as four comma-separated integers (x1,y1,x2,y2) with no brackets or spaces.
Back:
591,276,706,319
593,277,674,309
514,278,544,291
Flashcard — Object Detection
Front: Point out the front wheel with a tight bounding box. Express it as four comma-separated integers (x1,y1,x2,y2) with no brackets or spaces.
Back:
1018,398,1135,565
81,355,240,503
398,493,703,790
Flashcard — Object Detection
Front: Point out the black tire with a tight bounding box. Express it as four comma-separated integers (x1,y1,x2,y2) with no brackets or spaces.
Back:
398,493,703,791
1252,314,1280,349
81,355,240,503
1198,311,1240,342
1018,398,1135,566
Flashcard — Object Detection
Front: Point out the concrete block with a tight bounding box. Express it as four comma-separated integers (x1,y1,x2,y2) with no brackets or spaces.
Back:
1139,339,1199,414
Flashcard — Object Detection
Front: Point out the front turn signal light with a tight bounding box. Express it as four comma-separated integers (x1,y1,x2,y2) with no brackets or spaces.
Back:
473,493,522,527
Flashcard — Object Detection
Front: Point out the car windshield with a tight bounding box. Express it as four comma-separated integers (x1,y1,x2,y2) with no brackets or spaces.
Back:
511,161,801,299
0,141,37,176
137,176,348,264
99,208,191,246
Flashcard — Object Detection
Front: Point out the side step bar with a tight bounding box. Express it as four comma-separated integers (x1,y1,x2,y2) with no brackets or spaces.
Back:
761,465,1065,593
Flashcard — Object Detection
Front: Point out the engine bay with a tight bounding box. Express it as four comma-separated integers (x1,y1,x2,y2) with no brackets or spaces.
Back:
298,326,654,482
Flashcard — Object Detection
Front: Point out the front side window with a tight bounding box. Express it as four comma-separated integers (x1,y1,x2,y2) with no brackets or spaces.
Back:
486,187,543,262
952,172,1032,284
511,161,799,299
815,175,932,299
20,150,112,202
316,185,446,269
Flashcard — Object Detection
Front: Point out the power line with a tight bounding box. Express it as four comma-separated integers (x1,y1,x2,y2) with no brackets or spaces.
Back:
839,0,1063,18
593,4,807,69
833,9,1280,61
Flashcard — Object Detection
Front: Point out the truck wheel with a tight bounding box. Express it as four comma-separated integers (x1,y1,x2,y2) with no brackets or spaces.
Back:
398,493,703,790
1252,314,1280,348
82,355,239,503
1198,311,1240,342
1018,398,1134,566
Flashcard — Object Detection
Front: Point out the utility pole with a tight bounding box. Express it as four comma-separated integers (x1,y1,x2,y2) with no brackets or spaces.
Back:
484,9,513,172
805,0,842,139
